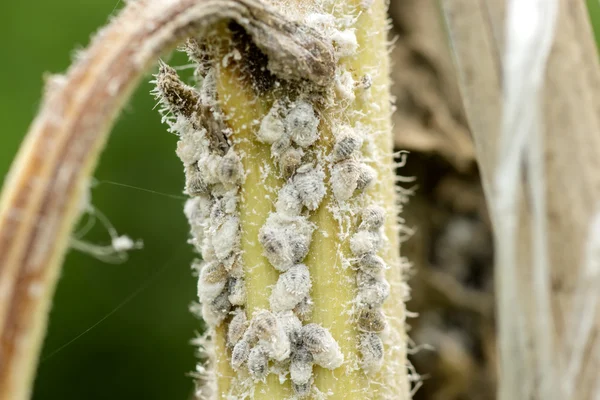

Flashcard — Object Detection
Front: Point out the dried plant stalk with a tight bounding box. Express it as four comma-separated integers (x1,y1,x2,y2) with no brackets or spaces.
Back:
0,0,409,399
441,1,600,399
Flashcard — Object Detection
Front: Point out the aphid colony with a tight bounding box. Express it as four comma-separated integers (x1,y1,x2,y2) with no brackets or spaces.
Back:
351,205,389,374
154,62,247,328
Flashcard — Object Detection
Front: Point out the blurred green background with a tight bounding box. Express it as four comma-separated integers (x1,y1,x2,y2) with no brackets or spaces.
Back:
0,1,199,399
1,1,600,400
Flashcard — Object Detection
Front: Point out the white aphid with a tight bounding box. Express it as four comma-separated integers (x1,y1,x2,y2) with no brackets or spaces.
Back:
197,261,228,303
293,165,326,210
356,74,373,90
292,379,313,399
217,148,243,185
350,230,383,256
184,196,213,244
300,324,344,369
359,205,385,231
197,153,223,185
228,277,246,306
248,311,291,361
333,128,364,160
271,133,292,158
279,147,304,178
290,346,314,385
359,333,384,374
285,100,320,148
293,296,313,322
259,214,314,271
356,305,387,333
211,215,240,261
176,128,211,165
356,268,384,288
356,280,390,306
227,309,248,347
270,264,312,312
231,339,251,370
276,310,303,344
184,164,209,195
331,160,360,201
356,164,377,191
356,253,387,272
275,183,303,217
201,290,231,327
257,103,286,144
331,29,358,58
248,345,269,380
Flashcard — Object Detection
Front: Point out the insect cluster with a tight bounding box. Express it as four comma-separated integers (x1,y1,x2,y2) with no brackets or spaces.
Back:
154,60,247,329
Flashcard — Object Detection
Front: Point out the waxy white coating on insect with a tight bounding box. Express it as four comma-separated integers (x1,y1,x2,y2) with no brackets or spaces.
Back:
300,324,344,369
331,29,358,58
231,339,251,370
290,347,314,385
292,165,326,210
279,147,304,178
257,102,286,144
356,164,377,191
357,279,390,307
293,296,313,322
275,183,303,217
276,310,303,344
360,205,385,231
292,379,313,399
331,159,360,201
270,264,312,312
350,230,383,256
333,126,364,161
356,253,387,272
202,290,232,327
335,69,356,102
285,100,320,148
248,310,291,361
359,332,384,374
259,214,314,271
211,215,240,261
228,277,246,306
356,305,387,333
248,345,269,380
217,148,244,186
197,261,228,303
227,309,248,347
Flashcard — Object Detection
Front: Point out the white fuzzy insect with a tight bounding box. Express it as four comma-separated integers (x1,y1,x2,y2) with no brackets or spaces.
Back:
293,165,326,210
285,100,320,148
250,310,291,361
356,253,387,272
333,128,364,160
293,296,313,322
259,214,314,271
276,310,303,344
248,345,269,381
331,29,358,58
331,160,360,201
184,195,213,246
290,346,314,385
350,230,383,256
231,339,251,370
201,290,231,327
227,309,248,347
211,215,240,261
275,183,303,217
292,378,313,399
217,148,243,186
334,69,356,102
270,264,312,312
279,147,304,178
197,261,228,303
184,164,209,196
257,102,286,144
300,324,344,369
359,333,384,374
227,277,246,306
356,305,387,333
197,153,223,186
356,280,390,307
359,205,385,231
356,164,377,192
